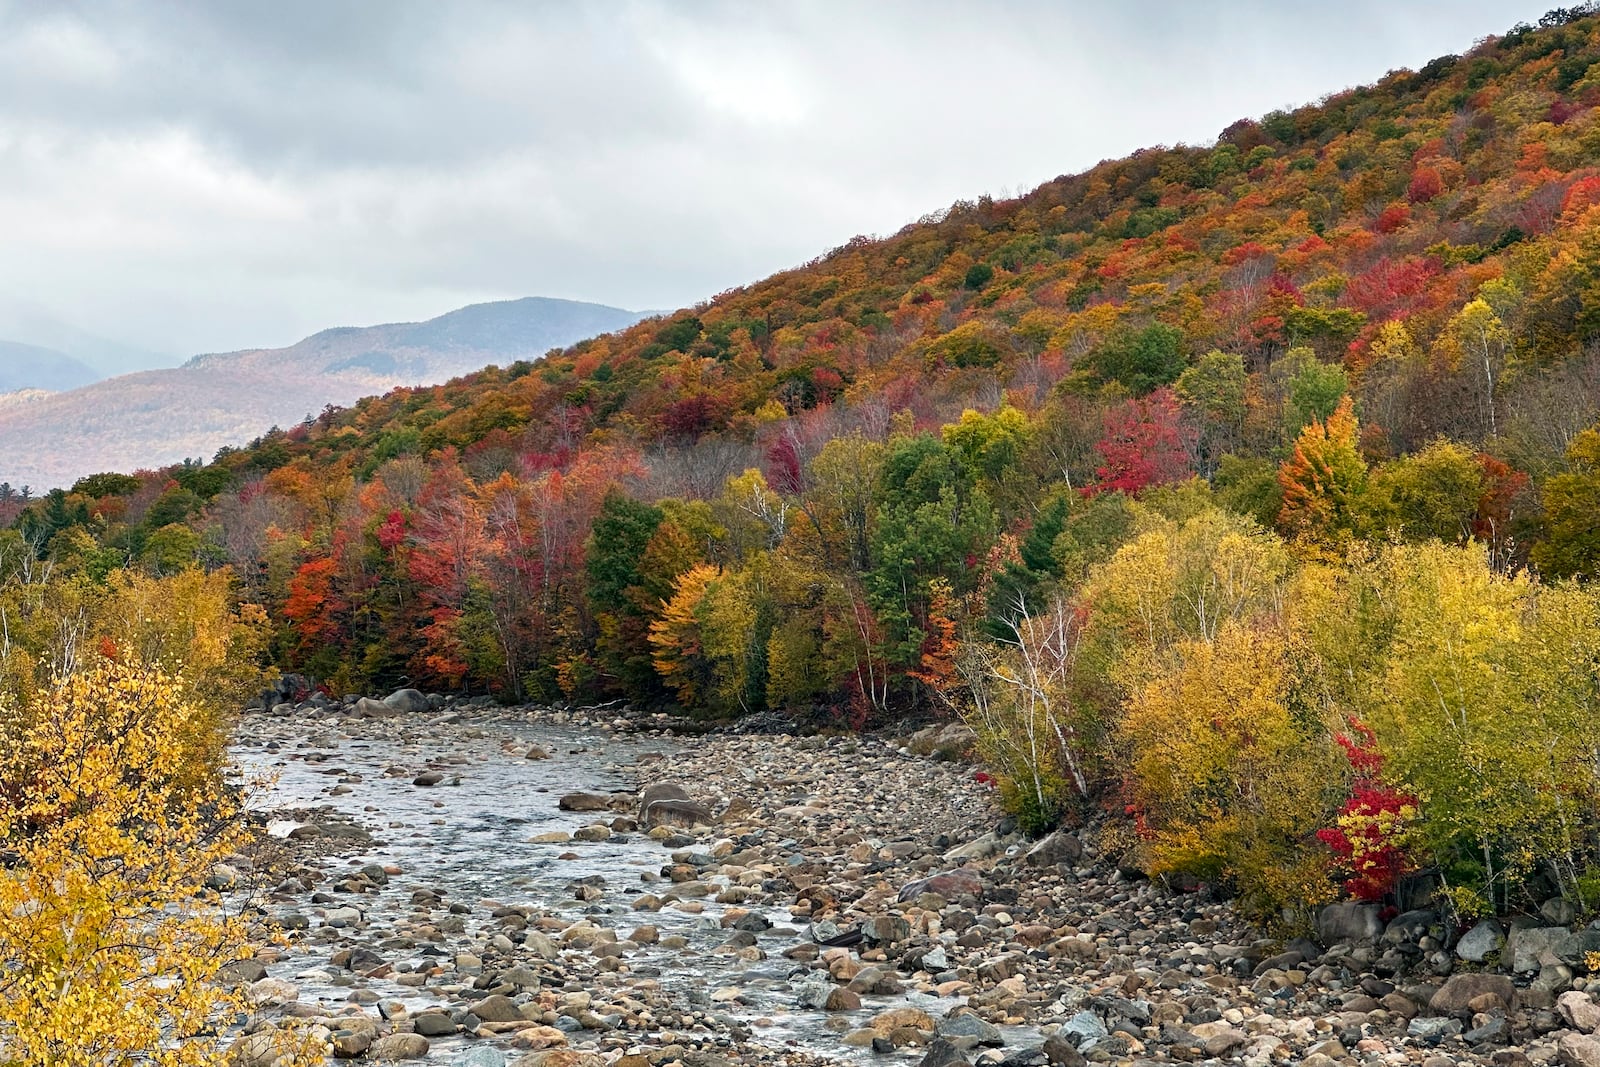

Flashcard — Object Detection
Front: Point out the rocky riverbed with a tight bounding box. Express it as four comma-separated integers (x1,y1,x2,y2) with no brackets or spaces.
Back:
221,696,1600,1067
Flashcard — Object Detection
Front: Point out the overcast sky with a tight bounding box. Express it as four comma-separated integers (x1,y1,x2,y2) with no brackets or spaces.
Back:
0,0,1552,366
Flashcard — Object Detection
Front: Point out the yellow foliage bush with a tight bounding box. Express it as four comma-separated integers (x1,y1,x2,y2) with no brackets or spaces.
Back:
0,661,269,1066
1118,623,1342,917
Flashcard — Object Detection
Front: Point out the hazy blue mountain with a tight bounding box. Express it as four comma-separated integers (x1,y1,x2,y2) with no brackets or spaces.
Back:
0,340,101,393
0,296,643,490
0,297,171,376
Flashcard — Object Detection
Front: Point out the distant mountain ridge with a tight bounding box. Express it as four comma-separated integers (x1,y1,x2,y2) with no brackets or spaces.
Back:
0,297,643,489
0,339,100,393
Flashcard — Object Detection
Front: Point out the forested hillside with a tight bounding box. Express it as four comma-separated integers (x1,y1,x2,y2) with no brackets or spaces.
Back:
11,7,1600,916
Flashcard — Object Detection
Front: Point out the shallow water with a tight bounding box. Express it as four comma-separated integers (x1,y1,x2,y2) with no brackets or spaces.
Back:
235,717,1015,1063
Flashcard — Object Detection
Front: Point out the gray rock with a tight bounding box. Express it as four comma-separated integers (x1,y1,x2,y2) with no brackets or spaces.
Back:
353,696,397,718
936,1013,1004,1048
413,1012,456,1037
795,973,834,1011
638,782,714,828
917,1038,970,1067
1546,897,1582,926
1058,1010,1107,1051
1508,925,1581,973
382,687,430,713
1317,901,1382,946
1024,830,1082,867
1382,908,1438,945
1456,918,1504,962
1464,1016,1510,1045
413,770,445,787
1407,1016,1463,1040
944,833,1002,862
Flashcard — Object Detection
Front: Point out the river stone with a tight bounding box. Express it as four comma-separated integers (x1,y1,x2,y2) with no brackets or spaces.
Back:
558,792,611,812
1509,925,1581,973
228,1029,299,1067
1041,1034,1088,1067
246,977,299,1007
944,833,1001,861
1024,830,1082,867
638,782,715,828
331,1026,373,1058
1317,901,1382,945
382,687,430,713
898,868,984,903
471,993,523,1023
369,1033,429,1059
936,1013,1004,1047
1408,1016,1463,1040
413,1012,456,1036
1456,918,1504,962
1560,991,1600,1032
1430,972,1516,1013
572,823,611,842
873,1007,935,1033
1560,1032,1600,1067
795,973,834,1010
354,697,397,718
511,1027,569,1050
413,770,445,787
1057,1010,1107,1050
511,1053,606,1067
220,959,269,984
917,1038,970,1067
826,987,862,1011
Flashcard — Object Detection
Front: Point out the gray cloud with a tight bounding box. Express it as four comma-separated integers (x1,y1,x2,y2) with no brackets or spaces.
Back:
0,0,1552,363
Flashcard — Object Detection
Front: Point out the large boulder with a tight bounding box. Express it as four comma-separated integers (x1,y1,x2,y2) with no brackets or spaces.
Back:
908,723,977,759
470,993,524,1023
1508,925,1581,973
1024,830,1083,867
382,687,430,713
353,696,397,718
897,868,985,903
369,1034,429,1060
638,782,714,828
1560,990,1600,1033
1456,918,1504,962
1559,1032,1600,1067
1316,901,1383,946
1430,972,1516,1013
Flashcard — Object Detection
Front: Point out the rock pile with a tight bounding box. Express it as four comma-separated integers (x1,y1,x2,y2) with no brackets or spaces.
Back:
231,701,1600,1067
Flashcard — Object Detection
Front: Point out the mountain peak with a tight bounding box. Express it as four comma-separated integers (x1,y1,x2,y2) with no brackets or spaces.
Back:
0,296,642,488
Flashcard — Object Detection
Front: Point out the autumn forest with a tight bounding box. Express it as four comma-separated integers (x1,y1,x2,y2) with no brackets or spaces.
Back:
11,8,1600,931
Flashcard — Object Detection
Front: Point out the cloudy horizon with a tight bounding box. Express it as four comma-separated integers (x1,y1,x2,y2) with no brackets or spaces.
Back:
0,0,1552,369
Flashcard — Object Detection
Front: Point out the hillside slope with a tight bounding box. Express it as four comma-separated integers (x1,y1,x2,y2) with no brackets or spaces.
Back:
10,7,1600,704
0,297,642,489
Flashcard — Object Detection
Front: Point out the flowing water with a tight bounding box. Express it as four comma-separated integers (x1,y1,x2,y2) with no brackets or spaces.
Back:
234,715,1008,1063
